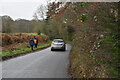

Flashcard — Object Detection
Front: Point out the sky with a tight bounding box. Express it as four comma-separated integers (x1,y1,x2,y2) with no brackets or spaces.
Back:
0,0,49,20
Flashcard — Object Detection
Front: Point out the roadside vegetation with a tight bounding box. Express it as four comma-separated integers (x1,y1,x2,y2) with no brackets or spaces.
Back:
1,33,48,47
1,33,50,58
1,42,50,57
26,33,46,36
1,1,119,78
34,2,118,78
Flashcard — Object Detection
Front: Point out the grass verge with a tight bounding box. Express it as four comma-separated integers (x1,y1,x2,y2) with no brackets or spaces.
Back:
26,33,46,36
1,42,51,61
26,33,38,35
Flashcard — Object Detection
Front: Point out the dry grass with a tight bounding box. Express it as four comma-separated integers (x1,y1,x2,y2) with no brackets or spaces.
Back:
1,33,48,47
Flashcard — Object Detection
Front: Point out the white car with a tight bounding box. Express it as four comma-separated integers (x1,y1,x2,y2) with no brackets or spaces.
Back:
51,39,66,51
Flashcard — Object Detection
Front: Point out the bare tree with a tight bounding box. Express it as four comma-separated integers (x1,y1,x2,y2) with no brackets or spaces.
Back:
33,13,39,21
37,5,47,21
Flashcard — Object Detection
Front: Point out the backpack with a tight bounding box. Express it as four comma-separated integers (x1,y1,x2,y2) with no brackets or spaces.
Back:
34,39,37,44
29,39,34,46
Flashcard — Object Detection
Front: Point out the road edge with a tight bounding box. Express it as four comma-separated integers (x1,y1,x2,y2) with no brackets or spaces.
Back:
2,45,51,61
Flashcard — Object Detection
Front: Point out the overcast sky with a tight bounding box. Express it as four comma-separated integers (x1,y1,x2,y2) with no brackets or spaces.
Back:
0,0,49,20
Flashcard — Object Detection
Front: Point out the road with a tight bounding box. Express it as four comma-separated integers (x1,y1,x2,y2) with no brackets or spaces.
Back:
2,44,71,78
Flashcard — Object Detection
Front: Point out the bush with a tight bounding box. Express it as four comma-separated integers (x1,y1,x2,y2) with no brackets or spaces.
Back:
2,33,49,47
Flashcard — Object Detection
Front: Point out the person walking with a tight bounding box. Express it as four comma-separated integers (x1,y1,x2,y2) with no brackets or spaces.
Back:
29,38,34,50
34,37,38,48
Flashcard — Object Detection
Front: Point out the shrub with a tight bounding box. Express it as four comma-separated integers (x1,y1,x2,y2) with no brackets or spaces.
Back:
2,33,49,47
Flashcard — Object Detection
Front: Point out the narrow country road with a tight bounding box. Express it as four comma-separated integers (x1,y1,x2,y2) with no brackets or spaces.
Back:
2,44,71,78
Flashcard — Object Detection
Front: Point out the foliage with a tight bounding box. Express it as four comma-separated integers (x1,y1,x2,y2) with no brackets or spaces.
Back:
42,2,119,78
1,16,46,33
2,16,17,33
26,33,38,35
79,3,88,7
67,25,75,41
80,14,88,22
37,30,41,35
1,42,51,57
1,33,48,47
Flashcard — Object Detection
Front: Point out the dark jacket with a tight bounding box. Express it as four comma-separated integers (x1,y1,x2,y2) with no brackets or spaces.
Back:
29,39,34,46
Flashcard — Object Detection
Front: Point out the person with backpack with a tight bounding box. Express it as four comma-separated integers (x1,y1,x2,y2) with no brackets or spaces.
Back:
29,38,34,50
33,37,38,48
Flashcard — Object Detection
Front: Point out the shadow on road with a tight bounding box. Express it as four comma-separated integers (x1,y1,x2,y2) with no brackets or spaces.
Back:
51,49,66,52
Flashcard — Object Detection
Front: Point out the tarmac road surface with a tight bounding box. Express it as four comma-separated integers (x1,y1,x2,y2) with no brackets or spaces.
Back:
2,44,71,78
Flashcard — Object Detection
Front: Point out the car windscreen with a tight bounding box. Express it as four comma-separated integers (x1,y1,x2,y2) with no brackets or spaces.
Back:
53,40,64,43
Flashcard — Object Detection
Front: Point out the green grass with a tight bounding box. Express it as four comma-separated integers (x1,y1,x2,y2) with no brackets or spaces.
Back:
40,33,46,36
0,42,51,57
79,3,88,7
108,66,119,77
96,36,119,77
26,33,38,35
99,36,114,44
26,33,46,36
87,54,107,65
